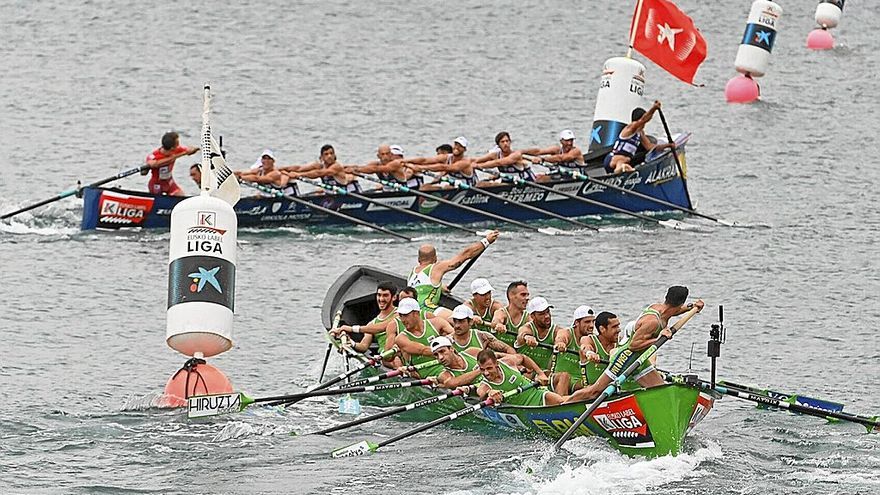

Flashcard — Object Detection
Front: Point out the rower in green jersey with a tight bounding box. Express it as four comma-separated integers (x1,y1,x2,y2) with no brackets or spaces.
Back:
430,336,546,389
565,286,705,403
465,278,504,325
514,296,576,396
489,280,530,347
392,297,453,379
334,281,400,365
573,310,620,390
449,304,515,354
407,231,500,312
474,349,568,407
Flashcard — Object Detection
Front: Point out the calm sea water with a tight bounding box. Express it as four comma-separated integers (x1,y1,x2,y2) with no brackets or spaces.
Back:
1,1,879,494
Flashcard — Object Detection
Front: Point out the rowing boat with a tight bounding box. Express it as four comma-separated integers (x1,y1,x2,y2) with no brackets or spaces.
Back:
80,138,692,231
322,265,718,457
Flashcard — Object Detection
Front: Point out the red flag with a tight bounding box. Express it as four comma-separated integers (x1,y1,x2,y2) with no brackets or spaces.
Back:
630,0,707,84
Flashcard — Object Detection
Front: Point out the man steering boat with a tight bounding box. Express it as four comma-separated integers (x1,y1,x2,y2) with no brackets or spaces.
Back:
565,287,704,402
334,281,400,365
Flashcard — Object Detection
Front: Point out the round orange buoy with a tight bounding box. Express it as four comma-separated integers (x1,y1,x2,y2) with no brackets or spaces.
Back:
806,29,835,50
161,357,233,408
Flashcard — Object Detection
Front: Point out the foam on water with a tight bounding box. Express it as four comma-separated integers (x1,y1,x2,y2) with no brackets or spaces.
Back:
511,438,722,495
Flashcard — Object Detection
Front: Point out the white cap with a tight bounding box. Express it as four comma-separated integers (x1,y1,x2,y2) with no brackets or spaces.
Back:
397,297,421,315
470,278,494,295
573,305,595,321
430,335,453,352
527,296,553,313
260,149,276,160
559,129,575,141
454,136,469,149
451,304,475,320
390,145,404,156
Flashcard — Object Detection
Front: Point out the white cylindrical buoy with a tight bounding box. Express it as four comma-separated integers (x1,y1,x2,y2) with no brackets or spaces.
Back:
588,57,647,153
815,0,843,29
166,193,237,358
733,0,783,78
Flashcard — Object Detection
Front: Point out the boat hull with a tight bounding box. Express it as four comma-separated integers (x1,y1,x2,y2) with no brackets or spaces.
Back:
81,146,692,231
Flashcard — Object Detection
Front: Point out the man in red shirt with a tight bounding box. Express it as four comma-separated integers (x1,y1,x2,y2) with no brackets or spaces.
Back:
142,132,199,195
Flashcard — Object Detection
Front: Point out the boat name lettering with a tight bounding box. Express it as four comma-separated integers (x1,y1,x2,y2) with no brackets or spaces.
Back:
645,164,678,185
365,197,415,212
189,394,240,416
453,191,489,205
97,193,154,226
501,189,545,203
531,418,591,437
340,202,365,210
238,206,267,216
593,412,643,431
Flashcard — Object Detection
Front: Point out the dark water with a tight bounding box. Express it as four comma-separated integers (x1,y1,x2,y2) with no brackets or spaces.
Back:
1,1,878,494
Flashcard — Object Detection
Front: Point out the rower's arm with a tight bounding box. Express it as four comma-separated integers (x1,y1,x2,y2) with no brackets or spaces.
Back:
407,155,445,166
430,317,455,336
628,319,661,352
432,231,500,283
439,369,482,389
543,147,583,164
146,148,197,168
475,382,491,400
554,327,573,351
476,152,522,170
514,324,534,348
394,334,432,358
490,308,508,333
280,162,321,173
520,146,557,157
353,333,373,353
478,330,514,354
472,151,497,164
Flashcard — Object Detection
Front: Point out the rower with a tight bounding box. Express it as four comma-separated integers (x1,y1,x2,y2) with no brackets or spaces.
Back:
354,144,422,190
565,287,705,402
142,131,200,196
604,100,675,175
392,297,453,378
449,304,514,355
334,281,399,363
406,136,478,188
473,131,538,183
235,149,298,196
431,336,543,390
573,311,620,390
521,129,585,174
570,305,596,343
407,231,500,312
189,163,201,188
515,296,575,395
465,278,504,325
473,349,568,406
284,144,361,193
490,280,530,346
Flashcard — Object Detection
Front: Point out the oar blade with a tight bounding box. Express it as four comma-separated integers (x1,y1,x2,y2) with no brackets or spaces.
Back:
186,392,249,419
658,219,708,232
331,440,379,458
338,394,362,415
537,227,566,236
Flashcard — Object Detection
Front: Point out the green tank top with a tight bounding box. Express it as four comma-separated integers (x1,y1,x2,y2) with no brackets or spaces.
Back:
407,264,442,309
480,360,531,392
620,307,664,349
468,297,494,320
589,334,612,361
397,318,441,366
370,310,397,351
445,351,481,381
452,329,482,352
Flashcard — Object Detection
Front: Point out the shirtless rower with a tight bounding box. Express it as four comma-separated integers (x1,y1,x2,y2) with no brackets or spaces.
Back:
465,278,504,324
515,296,575,395
449,304,514,355
392,297,453,378
473,131,538,183
430,336,545,389
407,231,500,312
406,137,478,188
490,280,530,346
334,281,400,363
473,349,568,406
284,144,361,193
522,129,585,173
565,287,704,403
353,144,422,190
236,149,298,196
604,100,675,175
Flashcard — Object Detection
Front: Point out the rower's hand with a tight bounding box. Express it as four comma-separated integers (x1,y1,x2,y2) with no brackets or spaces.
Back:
488,390,504,405
528,156,543,165
471,316,483,327
536,372,550,386
485,231,500,244
693,299,705,312
427,376,440,387
554,342,567,353
660,327,673,339
652,100,662,110
524,336,538,348
582,350,601,363
455,385,472,396
187,147,200,156
140,167,149,176
494,323,506,335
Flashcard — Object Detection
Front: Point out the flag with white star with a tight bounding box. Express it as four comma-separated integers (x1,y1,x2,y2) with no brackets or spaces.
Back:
630,0,707,84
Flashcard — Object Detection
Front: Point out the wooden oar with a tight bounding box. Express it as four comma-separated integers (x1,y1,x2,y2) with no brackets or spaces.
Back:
666,374,879,433
555,167,744,228
297,177,490,236
552,306,701,452
302,387,469,436
717,380,845,413
492,172,704,231
241,181,411,241
418,171,598,232
1,164,149,220
187,379,434,419
353,172,557,235
331,381,538,457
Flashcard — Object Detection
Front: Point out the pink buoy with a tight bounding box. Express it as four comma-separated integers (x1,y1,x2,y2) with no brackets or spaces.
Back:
806,29,834,50
160,357,233,408
725,75,761,104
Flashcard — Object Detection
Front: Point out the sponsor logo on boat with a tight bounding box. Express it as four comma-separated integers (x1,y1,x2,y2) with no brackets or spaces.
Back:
478,408,528,429
271,202,282,213
451,191,489,205
590,395,655,448
501,187,545,203
687,392,714,433
238,206,267,216
529,413,595,438
365,196,415,212
644,163,678,185
418,197,440,214
339,202,365,210
98,192,154,226
188,393,241,419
